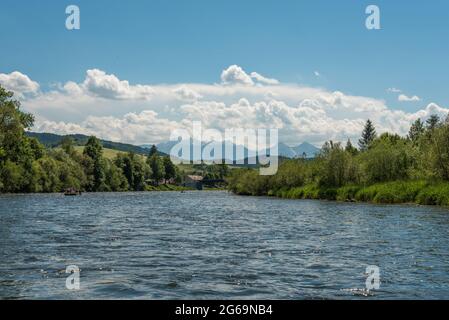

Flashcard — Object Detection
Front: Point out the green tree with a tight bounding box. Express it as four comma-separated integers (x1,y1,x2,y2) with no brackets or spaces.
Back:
358,119,377,151
426,115,440,131
227,168,271,196
132,156,147,191
273,159,307,189
83,136,106,191
0,86,38,193
83,136,103,160
61,137,76,156
361,133,412,183
148,154,165,186
115,153,134,189
0,86,34,163
408,118,425,143
0,160,24,192
428,124,449,180
317,141,357,187
50,149,87,191
345,138,358,155
35,157,61,192
149,145,158,157
28,137,45,160
105,158,128,191
163,156,176,183
115,152,149,191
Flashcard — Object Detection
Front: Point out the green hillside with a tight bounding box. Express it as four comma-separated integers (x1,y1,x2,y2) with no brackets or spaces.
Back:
73,146,147,160
26,132,162,156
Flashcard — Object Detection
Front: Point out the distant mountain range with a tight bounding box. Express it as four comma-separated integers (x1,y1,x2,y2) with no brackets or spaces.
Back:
27,132,320,161
143,140,320,160
278,142,320,159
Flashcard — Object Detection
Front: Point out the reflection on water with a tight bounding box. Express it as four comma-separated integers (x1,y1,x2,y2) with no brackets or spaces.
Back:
1,191,449,299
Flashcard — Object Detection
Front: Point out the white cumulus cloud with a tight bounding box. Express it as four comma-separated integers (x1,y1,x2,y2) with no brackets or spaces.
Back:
221,65,279,86
0,71,40,96
81,69,154,100
221,65,254,86
250,72,279,85
398,94,421,102
173,86,203,102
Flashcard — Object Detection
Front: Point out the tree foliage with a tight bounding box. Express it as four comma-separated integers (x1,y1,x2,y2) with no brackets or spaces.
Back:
358,119,377,151
0,85,181,194
229,116,449,199
148,154,165,185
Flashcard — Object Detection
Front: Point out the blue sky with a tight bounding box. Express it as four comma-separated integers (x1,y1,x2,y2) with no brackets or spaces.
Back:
0,0,448,145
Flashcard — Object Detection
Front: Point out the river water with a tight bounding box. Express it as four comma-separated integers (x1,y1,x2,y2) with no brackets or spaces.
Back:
1,191,449,299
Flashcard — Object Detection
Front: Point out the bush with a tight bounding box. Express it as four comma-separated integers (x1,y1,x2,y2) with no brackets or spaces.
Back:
288,187,305,199
274,185,336,200
336,185,361,201
268,180,449,206
416,183,449,206
355,185,379,202
318,187,338,200
354,181,427,204
144,184,190,192
373,181,427,204
301,185,320,199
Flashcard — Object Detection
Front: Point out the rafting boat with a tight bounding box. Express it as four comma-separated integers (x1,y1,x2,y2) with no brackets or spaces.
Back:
64,189,81,196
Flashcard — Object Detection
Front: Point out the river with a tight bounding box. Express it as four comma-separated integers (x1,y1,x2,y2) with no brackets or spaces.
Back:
1,191,449,299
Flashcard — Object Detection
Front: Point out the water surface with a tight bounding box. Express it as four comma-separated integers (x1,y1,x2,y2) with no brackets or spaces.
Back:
1,191,449,299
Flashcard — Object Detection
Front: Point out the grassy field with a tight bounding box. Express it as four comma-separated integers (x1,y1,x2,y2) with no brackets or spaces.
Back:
73,146,146,160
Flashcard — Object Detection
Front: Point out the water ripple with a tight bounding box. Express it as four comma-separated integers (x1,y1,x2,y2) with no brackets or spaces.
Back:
1,191,449,299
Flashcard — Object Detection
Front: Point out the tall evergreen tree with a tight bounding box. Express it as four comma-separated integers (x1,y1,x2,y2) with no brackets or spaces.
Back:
147,154,165,186
83,136,106,191
408,118,425,143
358,119,377,151
163,156,176,183
345,138,358,155
426,114,440,131
149,145,158,157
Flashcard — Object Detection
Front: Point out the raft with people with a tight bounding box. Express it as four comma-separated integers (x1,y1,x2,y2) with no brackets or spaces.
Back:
64,188,82,196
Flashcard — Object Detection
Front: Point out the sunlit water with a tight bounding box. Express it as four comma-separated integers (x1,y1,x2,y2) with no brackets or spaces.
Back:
1,191,449,299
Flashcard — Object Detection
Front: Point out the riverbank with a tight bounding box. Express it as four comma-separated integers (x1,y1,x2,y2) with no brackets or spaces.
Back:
145,184,226,192
233,180,449,206
145,184,192,191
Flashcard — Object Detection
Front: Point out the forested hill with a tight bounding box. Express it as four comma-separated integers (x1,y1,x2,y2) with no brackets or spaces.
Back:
25,132,163,156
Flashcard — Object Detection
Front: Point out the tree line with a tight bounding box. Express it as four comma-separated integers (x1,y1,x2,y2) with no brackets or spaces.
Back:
228,114,449,205
0,86,181,193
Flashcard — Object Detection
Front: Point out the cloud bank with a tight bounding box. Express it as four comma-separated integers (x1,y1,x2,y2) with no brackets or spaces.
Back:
1,66,447,146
